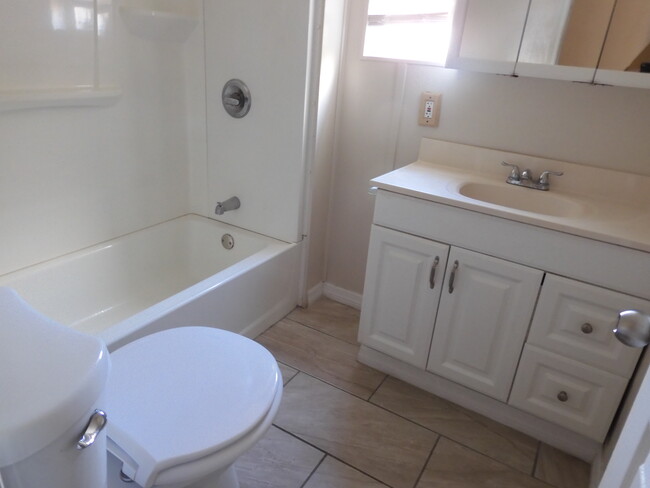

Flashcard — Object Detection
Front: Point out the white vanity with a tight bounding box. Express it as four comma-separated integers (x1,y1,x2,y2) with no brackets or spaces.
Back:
358,138,650,460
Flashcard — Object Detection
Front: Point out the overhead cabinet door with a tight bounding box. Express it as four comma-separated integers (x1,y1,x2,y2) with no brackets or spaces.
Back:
427,247,543,401
358,225,449,369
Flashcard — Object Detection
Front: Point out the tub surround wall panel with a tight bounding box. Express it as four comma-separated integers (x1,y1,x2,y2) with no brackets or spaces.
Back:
325,0,650,297
204,0,319,244
0,0,190,277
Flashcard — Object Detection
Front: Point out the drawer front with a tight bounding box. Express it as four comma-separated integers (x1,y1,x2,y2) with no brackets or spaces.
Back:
509,345,628,441
527,275,645,377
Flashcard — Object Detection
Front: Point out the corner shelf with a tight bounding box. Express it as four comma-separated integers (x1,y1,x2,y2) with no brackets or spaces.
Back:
0,87,122,113
119,6,199,42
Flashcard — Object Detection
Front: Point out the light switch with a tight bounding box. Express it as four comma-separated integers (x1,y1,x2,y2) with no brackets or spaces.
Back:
419,92,441,127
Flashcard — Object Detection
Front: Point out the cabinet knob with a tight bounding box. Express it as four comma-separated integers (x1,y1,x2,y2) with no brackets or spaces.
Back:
580,323,593,334
557,391,569,402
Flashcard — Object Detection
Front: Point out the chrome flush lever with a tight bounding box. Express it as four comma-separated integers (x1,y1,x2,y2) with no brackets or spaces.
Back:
76,410,107,450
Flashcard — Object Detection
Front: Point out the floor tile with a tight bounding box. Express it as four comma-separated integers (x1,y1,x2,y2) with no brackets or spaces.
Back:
417,437,549,488
275,373,438,488
278,362,298,385
287,298,360,345
371,376,538,474
534,443,590,488
256,319,386,399
234,426,324,488
303,456,389,488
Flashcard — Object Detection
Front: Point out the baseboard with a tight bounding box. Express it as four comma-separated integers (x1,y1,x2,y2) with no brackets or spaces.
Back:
323,282,362,310
307,282,324,306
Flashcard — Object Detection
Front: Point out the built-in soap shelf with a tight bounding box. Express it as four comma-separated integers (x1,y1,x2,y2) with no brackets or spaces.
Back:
0,87,122,113
120,5,199,42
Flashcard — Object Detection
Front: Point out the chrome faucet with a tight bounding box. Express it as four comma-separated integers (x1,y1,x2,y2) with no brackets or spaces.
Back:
501,162,563,191
215,196,241,215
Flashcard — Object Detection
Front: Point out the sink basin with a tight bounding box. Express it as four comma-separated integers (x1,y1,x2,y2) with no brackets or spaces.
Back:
457,182,586,218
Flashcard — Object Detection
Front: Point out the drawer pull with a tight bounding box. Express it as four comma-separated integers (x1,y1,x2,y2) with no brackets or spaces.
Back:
557,391,569,402
580,323,593,334
429,256,440,289
448,260,459,294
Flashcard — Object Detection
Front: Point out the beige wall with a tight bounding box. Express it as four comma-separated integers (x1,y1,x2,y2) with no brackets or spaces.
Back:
599,0,650,71
323,0,650,297
558,0,614,68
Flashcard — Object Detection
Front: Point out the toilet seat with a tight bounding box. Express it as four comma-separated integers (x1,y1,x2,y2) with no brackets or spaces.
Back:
105,327,282,488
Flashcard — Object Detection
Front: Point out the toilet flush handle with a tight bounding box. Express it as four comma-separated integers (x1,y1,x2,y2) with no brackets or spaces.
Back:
76,409,108,450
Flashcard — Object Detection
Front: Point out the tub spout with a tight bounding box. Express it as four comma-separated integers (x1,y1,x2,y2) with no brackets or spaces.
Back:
215,196,241,215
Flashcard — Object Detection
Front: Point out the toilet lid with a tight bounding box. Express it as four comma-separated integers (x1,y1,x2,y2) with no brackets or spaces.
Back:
105,327,280,487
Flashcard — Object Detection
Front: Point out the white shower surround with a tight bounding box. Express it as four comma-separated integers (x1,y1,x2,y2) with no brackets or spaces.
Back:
0,215,300,351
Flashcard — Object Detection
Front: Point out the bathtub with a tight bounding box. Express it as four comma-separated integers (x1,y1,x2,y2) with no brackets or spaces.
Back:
0,214,300,350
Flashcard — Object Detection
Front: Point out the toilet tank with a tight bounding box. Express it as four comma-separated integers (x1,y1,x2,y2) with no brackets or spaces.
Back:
0,287,111,488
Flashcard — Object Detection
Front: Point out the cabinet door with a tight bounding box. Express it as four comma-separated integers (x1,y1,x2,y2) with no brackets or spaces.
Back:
427,247,544,401
359,226,449,369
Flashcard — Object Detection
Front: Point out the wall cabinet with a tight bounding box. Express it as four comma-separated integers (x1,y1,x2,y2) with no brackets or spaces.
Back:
448,0,650,88
358,189,649,444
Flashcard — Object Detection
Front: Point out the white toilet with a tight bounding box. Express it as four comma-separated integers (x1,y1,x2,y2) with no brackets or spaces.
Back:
0,288,283,488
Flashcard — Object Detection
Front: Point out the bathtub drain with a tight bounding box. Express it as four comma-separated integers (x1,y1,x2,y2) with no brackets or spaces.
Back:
221,234,235,250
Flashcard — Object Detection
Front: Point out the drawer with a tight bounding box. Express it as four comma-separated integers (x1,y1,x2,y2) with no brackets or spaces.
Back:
527,275,645,377
509,345,628,441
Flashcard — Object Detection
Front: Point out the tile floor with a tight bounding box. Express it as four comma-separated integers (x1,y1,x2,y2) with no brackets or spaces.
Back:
234,298,591,488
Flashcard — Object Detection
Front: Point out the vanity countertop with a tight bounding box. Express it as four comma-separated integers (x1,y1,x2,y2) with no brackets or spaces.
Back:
371,139,650,253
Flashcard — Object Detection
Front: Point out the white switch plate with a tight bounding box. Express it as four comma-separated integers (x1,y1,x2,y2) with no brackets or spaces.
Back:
419,92,441,127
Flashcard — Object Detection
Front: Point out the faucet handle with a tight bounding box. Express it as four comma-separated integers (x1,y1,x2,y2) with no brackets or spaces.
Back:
501,161,521,181
538,170,564,185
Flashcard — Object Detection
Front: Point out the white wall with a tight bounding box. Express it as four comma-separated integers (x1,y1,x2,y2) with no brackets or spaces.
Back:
306,0,346,293
0,0,190,276
325,0,650,296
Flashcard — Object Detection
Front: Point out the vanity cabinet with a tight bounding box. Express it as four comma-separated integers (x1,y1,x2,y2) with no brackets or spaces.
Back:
427,247,543,401
359,186,650,444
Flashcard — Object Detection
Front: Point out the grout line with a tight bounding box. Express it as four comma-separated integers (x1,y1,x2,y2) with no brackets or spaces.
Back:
299,453,327,488
412,436,439,488
368,373,389,402
273,433,394,488
283,316,360,346
532,440,542,477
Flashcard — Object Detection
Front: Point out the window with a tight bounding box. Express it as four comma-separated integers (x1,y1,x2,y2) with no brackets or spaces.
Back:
363,0,456,65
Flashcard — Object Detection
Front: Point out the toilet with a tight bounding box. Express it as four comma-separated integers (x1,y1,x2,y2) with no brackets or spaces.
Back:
0,287,283,488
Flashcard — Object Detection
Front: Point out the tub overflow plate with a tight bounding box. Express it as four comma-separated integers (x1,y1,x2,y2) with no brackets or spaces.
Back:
221,234,235,250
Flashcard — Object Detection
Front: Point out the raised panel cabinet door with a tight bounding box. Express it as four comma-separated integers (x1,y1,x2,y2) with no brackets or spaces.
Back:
358,225,449,368
427,247,544,401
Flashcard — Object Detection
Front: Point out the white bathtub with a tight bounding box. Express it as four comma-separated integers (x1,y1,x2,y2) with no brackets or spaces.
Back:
0,214,300,350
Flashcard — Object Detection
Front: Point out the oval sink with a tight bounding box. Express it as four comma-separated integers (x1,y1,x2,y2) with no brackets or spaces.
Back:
457,182,585,218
